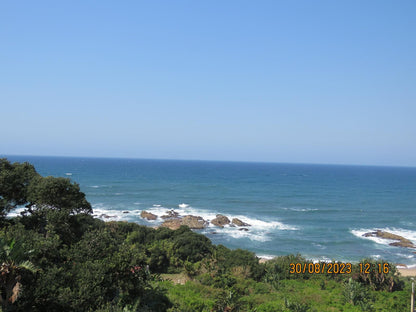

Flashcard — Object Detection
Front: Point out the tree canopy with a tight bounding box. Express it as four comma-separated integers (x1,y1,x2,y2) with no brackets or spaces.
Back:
0,159,39,217
27,176,91,215
0,158,91,218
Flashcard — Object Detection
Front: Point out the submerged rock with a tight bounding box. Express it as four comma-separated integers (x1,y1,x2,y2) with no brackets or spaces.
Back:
232,218,251,227
363,230,415,248
211,214,230,228
140,210,158,220
99,214,116,219
239,228,249,231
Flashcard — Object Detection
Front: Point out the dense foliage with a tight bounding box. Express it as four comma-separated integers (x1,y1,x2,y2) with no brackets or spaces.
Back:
0,159,413,311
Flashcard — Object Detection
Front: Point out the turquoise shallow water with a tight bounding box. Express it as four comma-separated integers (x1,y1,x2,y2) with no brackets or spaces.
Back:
4,155,416,267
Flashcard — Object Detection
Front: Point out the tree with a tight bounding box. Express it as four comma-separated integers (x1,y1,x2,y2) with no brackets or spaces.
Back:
0,158,91,219
26,176,92,215
0,159,39,218
22,176,93,244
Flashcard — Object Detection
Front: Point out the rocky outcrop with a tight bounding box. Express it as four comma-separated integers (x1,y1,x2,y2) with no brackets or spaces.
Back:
232,218,251,227
211,214,230,228
161,215,208,230
181,215,207,229
140,210,158,220
363,230,415,248
390,241,415,248
161,219,182,230
161,210,180,219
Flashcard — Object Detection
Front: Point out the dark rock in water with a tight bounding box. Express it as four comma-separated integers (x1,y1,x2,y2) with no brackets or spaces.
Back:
232,218,251,227
363,230,415,249
140,210,158,220
239,228,249,231
99,214,115,219
123,211,130,214
211,214,230,228
210,231,218,235
161,210,180,219
390,241,415,248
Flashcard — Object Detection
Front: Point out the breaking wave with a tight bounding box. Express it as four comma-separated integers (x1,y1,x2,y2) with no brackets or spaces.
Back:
91,203,297,242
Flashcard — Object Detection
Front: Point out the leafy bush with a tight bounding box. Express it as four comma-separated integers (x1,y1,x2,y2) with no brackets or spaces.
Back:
172,229,212,263
263,254,309,281
342,277,371,306
353,259,404,292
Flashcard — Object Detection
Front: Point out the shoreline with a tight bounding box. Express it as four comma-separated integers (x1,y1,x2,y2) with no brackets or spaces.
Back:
14,207,416,271
397,267,416,277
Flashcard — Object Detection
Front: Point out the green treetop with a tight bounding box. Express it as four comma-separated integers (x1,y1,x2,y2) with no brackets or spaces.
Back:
0,158,91,218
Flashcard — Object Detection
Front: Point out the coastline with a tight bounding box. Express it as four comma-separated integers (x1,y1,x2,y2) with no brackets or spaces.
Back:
397,267,416,277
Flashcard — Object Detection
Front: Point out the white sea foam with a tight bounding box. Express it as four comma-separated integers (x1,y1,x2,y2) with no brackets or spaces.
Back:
92,207,123,220
283,207,319,212
312,242,327,249
178,203,189,208
216,226,271,242
92,205,144,221
396,263,416,269
244,218,298,231
257,254,276,260
396,253,415,259
89,185,109,188
309,256,333,263
7,207,26,218
65,173,72,176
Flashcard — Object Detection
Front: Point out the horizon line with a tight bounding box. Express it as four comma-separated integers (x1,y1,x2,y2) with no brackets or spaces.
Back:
2,153,415,169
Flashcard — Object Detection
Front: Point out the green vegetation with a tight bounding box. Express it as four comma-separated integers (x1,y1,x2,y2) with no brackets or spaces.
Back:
0,158,413,311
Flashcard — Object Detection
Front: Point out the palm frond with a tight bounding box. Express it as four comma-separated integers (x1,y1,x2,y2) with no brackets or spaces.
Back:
18,260,36,272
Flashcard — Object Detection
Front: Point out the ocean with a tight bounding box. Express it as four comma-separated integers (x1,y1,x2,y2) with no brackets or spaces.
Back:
4,155,416,268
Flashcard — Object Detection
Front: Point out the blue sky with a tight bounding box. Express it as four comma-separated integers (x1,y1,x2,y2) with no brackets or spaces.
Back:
1,1,415,166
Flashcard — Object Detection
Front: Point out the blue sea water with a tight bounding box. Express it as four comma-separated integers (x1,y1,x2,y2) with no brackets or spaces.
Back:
4,155,416,267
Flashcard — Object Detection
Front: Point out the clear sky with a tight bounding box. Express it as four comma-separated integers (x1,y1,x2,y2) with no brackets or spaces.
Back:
1,1,415,166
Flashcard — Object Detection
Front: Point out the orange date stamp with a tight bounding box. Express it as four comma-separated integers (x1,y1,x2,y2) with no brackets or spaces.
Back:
289,262,390,274
289,262,352,274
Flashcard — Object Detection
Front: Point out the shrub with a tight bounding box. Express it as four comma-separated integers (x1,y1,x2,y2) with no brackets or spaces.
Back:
353,259,404,292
